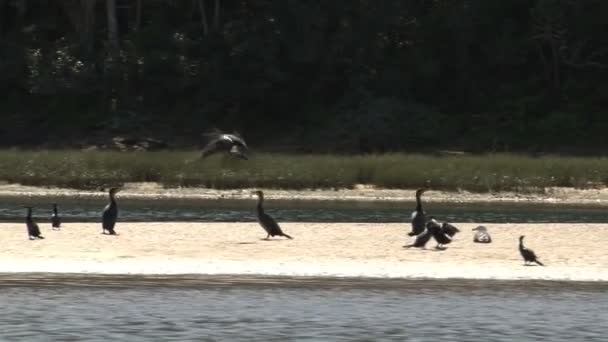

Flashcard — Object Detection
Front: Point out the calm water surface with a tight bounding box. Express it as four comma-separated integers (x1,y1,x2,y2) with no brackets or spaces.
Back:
2,197,608,223
1,278,606,341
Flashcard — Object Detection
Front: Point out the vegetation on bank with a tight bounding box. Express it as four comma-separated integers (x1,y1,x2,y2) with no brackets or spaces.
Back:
2,1,608,152
0,150,607,192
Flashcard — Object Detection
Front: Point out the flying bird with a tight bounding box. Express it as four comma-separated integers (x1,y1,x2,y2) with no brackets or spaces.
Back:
518,235,544,266
252,190,293,240
200,130,249,160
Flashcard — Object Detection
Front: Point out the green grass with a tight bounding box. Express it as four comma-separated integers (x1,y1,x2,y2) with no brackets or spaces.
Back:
0,150,607,192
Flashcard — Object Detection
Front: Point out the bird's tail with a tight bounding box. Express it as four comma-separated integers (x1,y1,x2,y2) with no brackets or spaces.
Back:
282,233,293,239
407,232,416,237
535,260,545,266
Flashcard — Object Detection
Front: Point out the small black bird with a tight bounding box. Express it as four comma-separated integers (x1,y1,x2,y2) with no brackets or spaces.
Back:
252,190,293,240
519,235,544,266
200,130,249,160
51,203,61,230
102,187,120,235
25,206,44,240
472,226,491,243
408,188,427,237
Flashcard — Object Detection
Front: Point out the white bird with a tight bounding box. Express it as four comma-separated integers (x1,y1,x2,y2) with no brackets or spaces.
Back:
472,225,492,243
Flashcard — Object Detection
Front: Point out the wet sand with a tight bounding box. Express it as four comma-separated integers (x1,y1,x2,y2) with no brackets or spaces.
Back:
1,222,606,281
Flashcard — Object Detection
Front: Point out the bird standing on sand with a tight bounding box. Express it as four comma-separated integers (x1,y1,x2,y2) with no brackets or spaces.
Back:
519,236,544,266
427,217,460,250
102,188,120,235
403,226,433,248
51,203,61,230
408,188,427,237
25,206,44,240
200,130,249,160
472,225,491,243
252,190,293,240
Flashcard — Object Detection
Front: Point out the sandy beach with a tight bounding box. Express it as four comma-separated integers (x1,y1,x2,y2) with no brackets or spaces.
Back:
1,222,606,282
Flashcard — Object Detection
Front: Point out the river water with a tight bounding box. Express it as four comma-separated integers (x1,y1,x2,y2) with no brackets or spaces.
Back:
2,197,608,223
1,277,606,341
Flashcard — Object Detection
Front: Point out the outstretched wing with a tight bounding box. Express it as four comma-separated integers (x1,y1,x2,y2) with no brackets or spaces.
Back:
228,132,248,148
442,223,460,237
200,138,222,158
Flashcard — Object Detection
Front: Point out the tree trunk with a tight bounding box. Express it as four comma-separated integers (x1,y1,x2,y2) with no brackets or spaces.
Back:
106,0,120,54
0,0,7,38
198,0,209,36
135,0,141,31
213,0,220,31
82,0,96,57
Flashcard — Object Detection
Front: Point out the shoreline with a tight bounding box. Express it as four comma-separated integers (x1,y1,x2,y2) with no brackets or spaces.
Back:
1,273,606,289
2,183,608,206
1,222,607,283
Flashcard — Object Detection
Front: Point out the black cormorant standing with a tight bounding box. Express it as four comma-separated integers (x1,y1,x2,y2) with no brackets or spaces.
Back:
252,190,293,240
472,226,491,243
102,188,120,235
51,203,61,230
200,130,249,160
408,188,427,236
25,206,44,240
519,235,544,266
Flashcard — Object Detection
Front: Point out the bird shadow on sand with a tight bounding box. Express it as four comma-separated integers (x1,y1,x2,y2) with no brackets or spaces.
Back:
234,242,257,245
523,264,542,267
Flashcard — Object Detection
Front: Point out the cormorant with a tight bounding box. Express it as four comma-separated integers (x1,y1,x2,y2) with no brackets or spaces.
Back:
427,218,460,250
519,235,544,266
25,206,44,240
403,227,433,248
102,187,120,235
200,130,249,160
252,190,293,240
472,225,491,243
51,203,61,230
408,188,427,236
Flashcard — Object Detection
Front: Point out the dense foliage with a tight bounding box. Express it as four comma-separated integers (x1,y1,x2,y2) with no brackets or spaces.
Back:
1,0,607,153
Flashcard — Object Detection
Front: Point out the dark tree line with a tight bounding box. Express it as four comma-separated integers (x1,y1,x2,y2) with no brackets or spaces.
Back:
1,0,607,153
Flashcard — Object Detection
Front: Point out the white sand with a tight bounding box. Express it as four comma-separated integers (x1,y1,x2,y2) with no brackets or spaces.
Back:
1,222,606,282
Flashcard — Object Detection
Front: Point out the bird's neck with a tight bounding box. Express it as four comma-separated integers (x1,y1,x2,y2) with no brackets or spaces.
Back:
519,240,524,250
256,198,264,215
415,194,423,212
26,210,32,220
53,207,58,215
109,193,117,206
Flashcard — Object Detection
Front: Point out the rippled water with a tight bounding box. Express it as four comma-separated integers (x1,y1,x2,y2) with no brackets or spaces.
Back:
2,196,608,223
1,277,606,341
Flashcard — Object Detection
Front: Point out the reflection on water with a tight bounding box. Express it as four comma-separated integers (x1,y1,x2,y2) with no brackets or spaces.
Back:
1,196,608,223
1,277,607,341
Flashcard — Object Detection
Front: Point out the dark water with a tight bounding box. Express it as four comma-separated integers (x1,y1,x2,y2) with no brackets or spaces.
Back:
1,276,606,341
2,196,608,223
